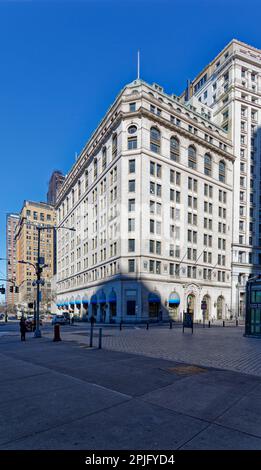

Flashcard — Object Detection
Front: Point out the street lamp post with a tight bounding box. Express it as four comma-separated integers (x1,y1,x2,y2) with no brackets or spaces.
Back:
18,220,76,338
34,224,76,338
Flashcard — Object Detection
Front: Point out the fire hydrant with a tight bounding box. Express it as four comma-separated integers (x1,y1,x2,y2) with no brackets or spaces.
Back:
53,324,61,342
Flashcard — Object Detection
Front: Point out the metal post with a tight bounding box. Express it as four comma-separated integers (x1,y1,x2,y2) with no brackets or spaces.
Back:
90,324,94,347
223,320,225,327
98,328,102,349
34,228,41,338
146,322,149,330
120,321,122,330
169,320,173,329
236,319,238,327
208,320,211,328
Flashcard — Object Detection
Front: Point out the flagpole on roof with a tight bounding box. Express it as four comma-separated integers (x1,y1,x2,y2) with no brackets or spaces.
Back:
137,49,140,80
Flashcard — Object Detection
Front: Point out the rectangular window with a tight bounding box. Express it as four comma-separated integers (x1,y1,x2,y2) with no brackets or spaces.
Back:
129,159,135,173
128,239,135,252
128,180,135,192
128,199,135,212
129,102,136,112
127,300,136,315
128,259,135,273
128,218,135,232
128,137,137,150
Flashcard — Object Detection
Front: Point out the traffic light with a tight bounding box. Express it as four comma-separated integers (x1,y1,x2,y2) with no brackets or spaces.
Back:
15,286,19,293
0,287,5,295
10,286,14,293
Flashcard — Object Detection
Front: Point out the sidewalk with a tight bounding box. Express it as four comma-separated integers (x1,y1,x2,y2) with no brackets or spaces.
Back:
0,332,261,450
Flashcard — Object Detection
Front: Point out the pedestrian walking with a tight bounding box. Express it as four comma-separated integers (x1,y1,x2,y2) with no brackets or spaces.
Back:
90,315,96,327
20,316,27,342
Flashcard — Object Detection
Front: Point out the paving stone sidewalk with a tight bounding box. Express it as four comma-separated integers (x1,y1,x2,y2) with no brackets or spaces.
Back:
0,331,261,450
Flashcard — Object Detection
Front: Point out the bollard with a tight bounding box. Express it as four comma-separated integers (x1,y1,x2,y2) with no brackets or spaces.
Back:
98,328,102,349
146,322,149,330
90,324,94,347
236,319,238,327
169,320,173,329
223,320,225,327
208,320,211,328
120,321,122,330
53,324,61,342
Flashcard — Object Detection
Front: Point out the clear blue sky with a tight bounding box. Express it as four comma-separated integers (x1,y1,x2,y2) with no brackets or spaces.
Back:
1,0,261,283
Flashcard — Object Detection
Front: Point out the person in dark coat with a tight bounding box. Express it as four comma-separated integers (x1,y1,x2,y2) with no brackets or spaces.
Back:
90,315,96,327
20,317,27,341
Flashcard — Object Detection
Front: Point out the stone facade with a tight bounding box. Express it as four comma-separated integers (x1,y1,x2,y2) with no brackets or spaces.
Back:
56,79,234,322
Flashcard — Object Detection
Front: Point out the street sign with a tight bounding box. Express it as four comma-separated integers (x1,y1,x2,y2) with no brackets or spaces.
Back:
38,257,45,265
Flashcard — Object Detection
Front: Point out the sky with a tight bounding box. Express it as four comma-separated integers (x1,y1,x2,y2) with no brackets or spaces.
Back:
1,0,261,288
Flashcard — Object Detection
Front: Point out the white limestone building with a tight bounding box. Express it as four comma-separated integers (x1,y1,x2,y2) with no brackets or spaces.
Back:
184,39,261,318
56,78,235,322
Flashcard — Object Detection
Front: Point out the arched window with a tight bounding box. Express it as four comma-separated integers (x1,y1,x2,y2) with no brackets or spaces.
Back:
188,145,197,169
170,136,180,162
219,161,226,182
93,158,98,179
85,169,88,190
112,134,117,159
204,153,212,176
102,147,107,170
150,127,161,154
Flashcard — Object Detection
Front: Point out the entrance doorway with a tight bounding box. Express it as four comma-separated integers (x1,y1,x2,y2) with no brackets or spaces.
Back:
187,294,195,318
148,292,160,319
217,296,224,319
202,295,210,321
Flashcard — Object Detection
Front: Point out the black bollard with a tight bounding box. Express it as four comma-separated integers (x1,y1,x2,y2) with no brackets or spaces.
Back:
169,320,173,329
236,319,238,327
223,320,225,327
146,322,149,330
208,320,211,328
120,321,122,330
53,324,61,342
90,324,94,347
98,328,102,349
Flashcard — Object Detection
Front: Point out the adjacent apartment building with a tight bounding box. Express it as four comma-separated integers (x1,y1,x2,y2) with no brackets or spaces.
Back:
15,201,56,311
183,39,261,317
56,78,234,322
47,170,65,206
6,213,19,308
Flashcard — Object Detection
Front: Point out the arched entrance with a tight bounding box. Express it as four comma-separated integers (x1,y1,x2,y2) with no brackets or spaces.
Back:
187,294,195,318
217,295,224,319
82,296,89,318
202,295,211,321
148,292,160,319
69,298,75,315
169,292,180,320
98,291,106,322
108,290,117,322
75,296,81,318
91,294,98,317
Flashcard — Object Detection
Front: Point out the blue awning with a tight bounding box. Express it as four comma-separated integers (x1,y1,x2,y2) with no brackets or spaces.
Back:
148,293,160,303
108,291,117,303
169,292,180,305
64,302,69,307
75,300,81,305
69,301,75,305
91,295,97,304
82,298,89,305
99,292,106,303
